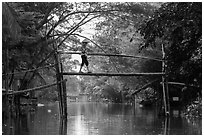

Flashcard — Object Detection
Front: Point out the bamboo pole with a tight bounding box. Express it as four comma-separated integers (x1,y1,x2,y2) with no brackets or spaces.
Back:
3,79,67,95
60,62,68,117
59,117,67,134
164,117,170,135
62,72,165,76
54,49,64,117
62,80,68,117
164,82,199,88
58,51,163,62
2,89,14,93
131,79,159,95
161,43,169,116
165,76,170,116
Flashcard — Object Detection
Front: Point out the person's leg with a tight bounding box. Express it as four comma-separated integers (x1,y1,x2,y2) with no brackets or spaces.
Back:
79,65,83,73
84,56,91,73
86,65,90,72
79,55,85,72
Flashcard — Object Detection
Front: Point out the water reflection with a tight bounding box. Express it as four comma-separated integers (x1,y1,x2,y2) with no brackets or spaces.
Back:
2,102,202,135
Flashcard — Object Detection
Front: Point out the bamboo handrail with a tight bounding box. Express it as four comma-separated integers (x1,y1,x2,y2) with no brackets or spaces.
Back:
2,79,67,95
62,72,165,76
160,82,200,88
58,51,163,62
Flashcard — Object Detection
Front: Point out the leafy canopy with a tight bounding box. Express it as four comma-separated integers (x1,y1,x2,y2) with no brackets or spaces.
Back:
139,2,202,87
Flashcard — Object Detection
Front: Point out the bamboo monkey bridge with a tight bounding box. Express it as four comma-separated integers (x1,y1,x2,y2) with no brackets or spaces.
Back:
3,47,170,118
60,49,170,116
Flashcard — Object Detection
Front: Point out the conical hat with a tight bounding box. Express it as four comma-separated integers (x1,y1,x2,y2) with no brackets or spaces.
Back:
82,39,89,43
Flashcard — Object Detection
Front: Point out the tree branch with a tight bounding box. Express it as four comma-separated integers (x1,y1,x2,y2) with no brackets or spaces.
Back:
36,3,59,30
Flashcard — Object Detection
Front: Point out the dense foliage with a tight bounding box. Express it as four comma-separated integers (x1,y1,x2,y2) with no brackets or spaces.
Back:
3,2,159,101
139,2,202,88
139,2,202,116
3,3,61,91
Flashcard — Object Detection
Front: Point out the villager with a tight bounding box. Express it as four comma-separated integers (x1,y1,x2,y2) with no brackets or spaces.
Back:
79,39,91,73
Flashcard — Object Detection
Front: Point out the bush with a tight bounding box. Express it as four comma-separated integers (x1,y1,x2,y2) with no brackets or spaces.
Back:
184,99,202,118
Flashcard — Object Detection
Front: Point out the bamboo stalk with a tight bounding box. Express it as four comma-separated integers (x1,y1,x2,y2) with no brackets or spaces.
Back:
165,76,170,116
132,79,159,95
3,79,67,95
60,61,68,117
161,43,168,116
2,89,14,92
62,80,68,117
62,72,165,76
164,82,199,88
58,51,163,62
54,49,64,118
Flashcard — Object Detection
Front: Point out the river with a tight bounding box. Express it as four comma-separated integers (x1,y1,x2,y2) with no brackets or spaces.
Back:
2,101,202,135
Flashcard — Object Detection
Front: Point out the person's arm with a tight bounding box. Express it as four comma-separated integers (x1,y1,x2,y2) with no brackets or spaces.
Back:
86,45,93,53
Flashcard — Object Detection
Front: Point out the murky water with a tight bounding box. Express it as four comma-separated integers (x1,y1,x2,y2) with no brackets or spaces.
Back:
2,101,202,135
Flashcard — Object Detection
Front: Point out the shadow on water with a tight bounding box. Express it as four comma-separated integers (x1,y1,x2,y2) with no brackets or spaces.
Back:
2,102,202,135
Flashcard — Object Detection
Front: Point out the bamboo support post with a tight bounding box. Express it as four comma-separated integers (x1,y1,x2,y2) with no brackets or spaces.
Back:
162,44,167,116
164,117,170,135
59,116,67,134
165,76,170,115
62,80,68,118
161,43,170,116
54,48,64,118
60,62,68,118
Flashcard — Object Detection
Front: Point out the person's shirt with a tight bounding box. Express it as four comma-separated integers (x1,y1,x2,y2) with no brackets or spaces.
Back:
81,45,87,56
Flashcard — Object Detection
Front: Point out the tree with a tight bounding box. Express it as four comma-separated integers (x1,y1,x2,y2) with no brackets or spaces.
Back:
139,2,202,88
2,2,122,90
2,2,162,102
2,2,60,91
